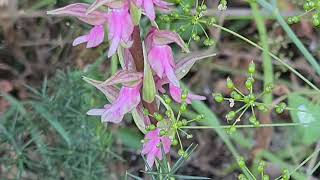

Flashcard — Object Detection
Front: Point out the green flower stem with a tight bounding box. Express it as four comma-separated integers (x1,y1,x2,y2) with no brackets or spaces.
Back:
250,1,273,105
182,122,317,129
210,23,320,92
257,0,320,76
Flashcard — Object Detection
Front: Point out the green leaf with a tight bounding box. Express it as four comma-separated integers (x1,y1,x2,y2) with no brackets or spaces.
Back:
288,93,320,145
131,105,147,134
142,42,156,103
130,2,142,25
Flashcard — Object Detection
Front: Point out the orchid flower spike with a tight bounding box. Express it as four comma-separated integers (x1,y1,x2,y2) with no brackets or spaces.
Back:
47,3,107,48
142,129,171,167
133,0,172,21
146,28,189,87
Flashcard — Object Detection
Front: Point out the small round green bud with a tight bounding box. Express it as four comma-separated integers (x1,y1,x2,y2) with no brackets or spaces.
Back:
201,4,207,11
245,79,253,90
165,110,171,117
282,169,290,180
226,111,236,121
207,17,216,26
180,102,188,112
231,91,242,101
214,93,224,103
181,89,189,100
154,112,163,121
253,121,260,127
248,94,256,101
313,18,320,27
172,139,178,146
178,149,185,156
263,175,270,180
264,83,274,93
182,119,188,126
227,77,234,89
160,129,166,136
249,116,257,124
258,161,266,172
244,96,250,104
258,104,268,112
197,114,205,120
148,124,156,131
287,17,293,24
163,95,172,104
238,157,246,168
238,174,247,180
291,16,300,23
248,61,256,74
229,125,237,134
143,109,149,116
177,121,183,127
187,134,193,139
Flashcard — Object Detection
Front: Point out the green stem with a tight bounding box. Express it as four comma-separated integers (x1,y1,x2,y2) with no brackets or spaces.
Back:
250,1,273,104
182,122,316,129
257,0,320,76
211,23,320,92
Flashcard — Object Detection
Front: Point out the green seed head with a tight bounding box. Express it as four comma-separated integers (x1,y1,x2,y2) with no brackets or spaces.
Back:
227,77,234,89
214,93,224,103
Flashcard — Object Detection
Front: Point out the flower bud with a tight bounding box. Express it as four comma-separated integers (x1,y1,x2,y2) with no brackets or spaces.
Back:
172,139,178,146
182,119,188,126
178,149,185,156
258,104,268,112
248,61,256,74
154,112,163,121
159,129,166,136
263,175,270,180
226,77,234,89
180,102,188,112
249,116,257,124
237,157,246,168
226,111,236,121
264,83,274,93
148,124,156,131
214,93,224,103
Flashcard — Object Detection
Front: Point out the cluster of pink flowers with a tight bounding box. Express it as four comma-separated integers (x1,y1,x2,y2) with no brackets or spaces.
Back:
48,0,206,167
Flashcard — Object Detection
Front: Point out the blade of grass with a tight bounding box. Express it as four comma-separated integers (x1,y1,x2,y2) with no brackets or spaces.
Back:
249,1,273,104
257,0,320,76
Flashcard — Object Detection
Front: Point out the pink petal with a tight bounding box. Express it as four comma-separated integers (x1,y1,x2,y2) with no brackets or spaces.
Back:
101,108,124,123
86,25,105,48
143,0,156,21
87,108,105,116
73,35,88,46
148,47,165,78
47,3,107,26
108,34,121,57
165,65,180,87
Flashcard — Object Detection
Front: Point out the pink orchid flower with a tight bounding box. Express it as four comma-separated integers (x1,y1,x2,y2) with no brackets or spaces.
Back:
107,4,134,57
134,0,172,21
146,28,189,87
87,84,141,123
47,3,107,48
169,83,206,104
142,129,171,167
